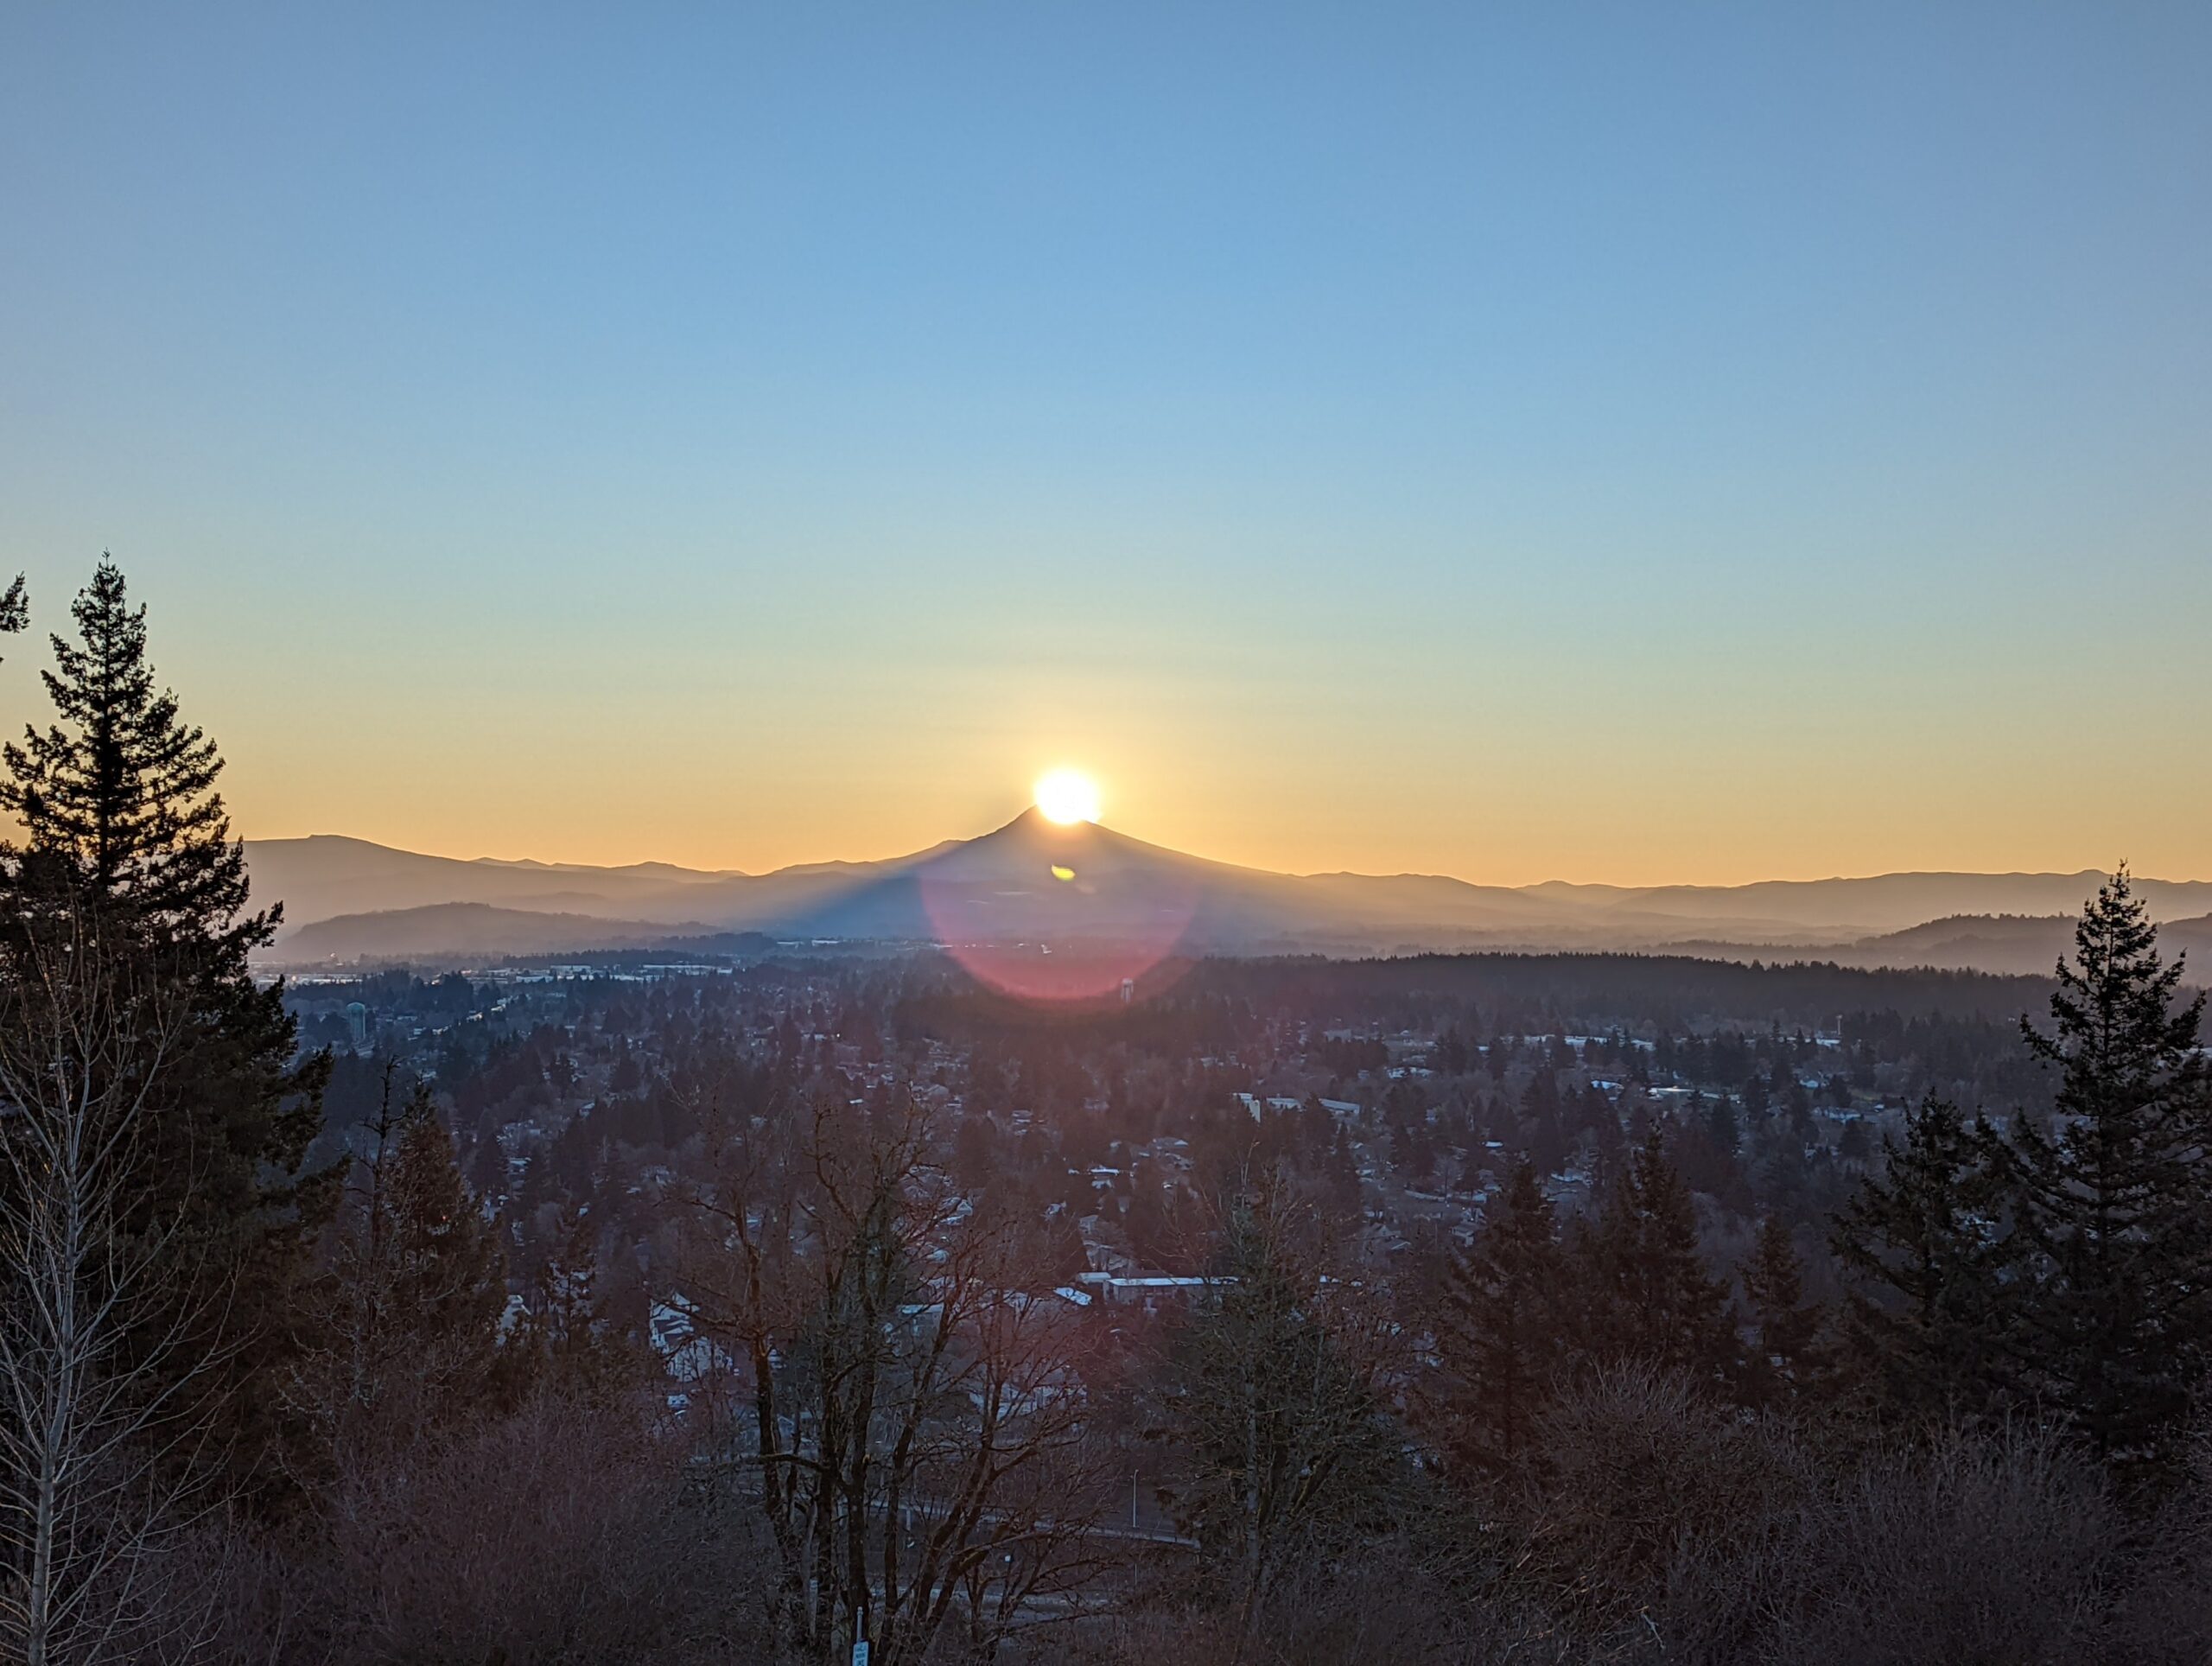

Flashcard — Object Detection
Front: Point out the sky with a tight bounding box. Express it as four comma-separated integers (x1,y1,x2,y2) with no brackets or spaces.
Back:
2,3,2208,887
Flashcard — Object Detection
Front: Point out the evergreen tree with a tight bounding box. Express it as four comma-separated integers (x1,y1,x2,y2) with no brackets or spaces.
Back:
1831,1095,2015,1424
0,558,331,1491
1437,1163,1562,1475
382,1094,507,1408
1168,1180,1402,1639
296,1065,420,1455
1739,1212,1824,1408
1705,1093,1741,1155
299,1076,507,1459
1520,1065,1560,1124
1586,1110,1625,1195
0,573,22,654
1572,1130,1736,1386
5,560,257,940
522,1200,633,1403
1991,869,2210,1482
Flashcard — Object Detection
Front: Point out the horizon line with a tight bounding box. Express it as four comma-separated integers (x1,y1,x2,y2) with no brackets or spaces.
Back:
238,822,2202,893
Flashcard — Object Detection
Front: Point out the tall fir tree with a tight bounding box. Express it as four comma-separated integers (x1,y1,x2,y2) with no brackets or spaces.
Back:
1990,868,2211,1483
296,1065,418,1459
1571,1129,1737,1388
1739,1212,1825,1409
6,560,256,940
1436,1162,1562,1476
296,1075,508,1462
1168,1180,1402,1637
1831,1095,2016,1425
0,558,332,1491
382,1100,507,1406
520,1200,634,1403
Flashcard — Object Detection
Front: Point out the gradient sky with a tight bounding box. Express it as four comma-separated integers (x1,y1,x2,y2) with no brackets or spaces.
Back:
3,3,2208,886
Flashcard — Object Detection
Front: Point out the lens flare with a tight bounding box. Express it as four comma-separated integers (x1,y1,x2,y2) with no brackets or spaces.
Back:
1033,768,1102,825
918,784,1195,1008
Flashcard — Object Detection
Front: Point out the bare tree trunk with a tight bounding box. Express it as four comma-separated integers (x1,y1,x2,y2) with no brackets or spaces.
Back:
681,1091,1121,1666
0,900,228,1665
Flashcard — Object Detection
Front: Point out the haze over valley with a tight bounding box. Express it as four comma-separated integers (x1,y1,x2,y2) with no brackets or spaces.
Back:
253,817,2212,976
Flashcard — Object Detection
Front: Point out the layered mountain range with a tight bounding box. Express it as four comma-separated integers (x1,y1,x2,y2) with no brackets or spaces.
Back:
245,812,2212,977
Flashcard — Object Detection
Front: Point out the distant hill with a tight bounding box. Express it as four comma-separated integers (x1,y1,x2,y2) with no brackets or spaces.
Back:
1649,913,2212,979
1842,911,2212,977
1853,913,2087,976
245,834,887,932
245,819,2212,972
276,902,776,965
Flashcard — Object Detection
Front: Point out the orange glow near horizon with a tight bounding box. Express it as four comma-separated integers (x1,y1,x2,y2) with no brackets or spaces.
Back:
3,568,2207,891
207,767,2212,892
5,8,2211,896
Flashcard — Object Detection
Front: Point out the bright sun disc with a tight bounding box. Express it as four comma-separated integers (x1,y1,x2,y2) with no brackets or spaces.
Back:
1033,768,1102,825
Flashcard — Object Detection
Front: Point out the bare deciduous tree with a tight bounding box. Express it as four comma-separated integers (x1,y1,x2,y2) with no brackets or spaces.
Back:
680,1093,1120,1664
0,898,231,1666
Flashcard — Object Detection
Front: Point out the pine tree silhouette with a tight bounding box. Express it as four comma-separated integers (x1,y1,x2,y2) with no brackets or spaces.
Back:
0,556,333,1496
1993,868,2210,1483
1438,1162,1562,1474
1833,1095,2015,1425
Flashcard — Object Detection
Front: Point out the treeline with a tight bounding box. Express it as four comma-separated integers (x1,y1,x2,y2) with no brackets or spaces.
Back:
895,952,2058,1063
1192,950,2062,1033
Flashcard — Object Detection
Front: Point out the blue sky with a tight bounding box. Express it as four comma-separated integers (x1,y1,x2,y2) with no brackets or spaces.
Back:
2,3,2207,882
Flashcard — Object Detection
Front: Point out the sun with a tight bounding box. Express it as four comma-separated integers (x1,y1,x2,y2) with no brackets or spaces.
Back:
1033,767,1102,826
